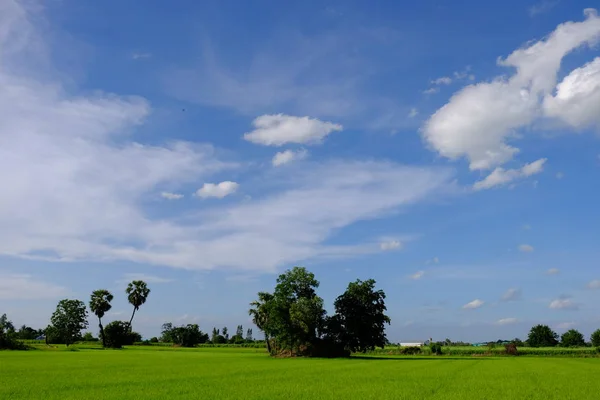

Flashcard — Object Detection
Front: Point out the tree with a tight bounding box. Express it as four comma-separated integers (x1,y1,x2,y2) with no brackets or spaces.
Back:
527,324,558,347
89,289,113,347
0,313,23,350
50,299,89,346
102,321,130,348
211,327,220,343
592,329,600,347
246,328,253,341
161,323,209,347
560,329,585,347
249,291,275,353
126,280,150,330
511,338,524,347
16,325,38,340
327,279,390,353
222,327,229,341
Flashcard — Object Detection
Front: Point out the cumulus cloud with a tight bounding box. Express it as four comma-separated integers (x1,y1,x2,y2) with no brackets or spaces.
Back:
0,273,68,300
546,268,560,275
587,280,600,289
410,270,425,280
501,288,522,301
380,240,402,251
519,244,534,252
495,317,518,325
473,158,546,190
272,149,308,166
423,9,600,170
463,299,484,309
161,192,184,200
549,296,578,310
195,181,239,199
244,114,342,146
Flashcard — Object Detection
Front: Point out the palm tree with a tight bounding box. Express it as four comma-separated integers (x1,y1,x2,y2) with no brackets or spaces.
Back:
89,289,113,347
126,280,150,330
249,291,274,354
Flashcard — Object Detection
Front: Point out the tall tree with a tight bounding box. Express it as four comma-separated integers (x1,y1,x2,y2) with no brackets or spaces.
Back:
591,329,600,347
560,329,585,347
222,327,229,341
246,328,253,341
89,289,114,347
125,280,150,329
328,279,390,353
50,299,88,346
249,292,274,353
211,327,220,343
527,324,559,347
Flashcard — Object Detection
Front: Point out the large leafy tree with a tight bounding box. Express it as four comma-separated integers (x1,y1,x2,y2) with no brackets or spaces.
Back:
126,280,150,329
591,329,600,347
249,291,275,353
560,329,585,347
50,299,89,346
89,289,114,347
328,279,391,353
527,324,559,347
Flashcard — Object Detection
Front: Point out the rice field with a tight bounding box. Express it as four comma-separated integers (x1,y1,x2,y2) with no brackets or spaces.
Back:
1,346,599,399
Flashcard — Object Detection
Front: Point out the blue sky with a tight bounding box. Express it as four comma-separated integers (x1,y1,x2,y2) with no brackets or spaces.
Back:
1,0,600,343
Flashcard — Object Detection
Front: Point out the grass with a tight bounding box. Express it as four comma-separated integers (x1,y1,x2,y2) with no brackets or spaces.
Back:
2,346,600,399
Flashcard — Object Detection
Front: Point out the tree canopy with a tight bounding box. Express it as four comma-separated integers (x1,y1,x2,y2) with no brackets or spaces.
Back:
126,280,151,329
527,324,558,347
591,329,600,347
560,329,585,347
89,289,113,347
50,299,89,346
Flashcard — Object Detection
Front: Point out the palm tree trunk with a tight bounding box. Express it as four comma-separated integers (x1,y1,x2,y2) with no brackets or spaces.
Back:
99,318,106,348
265,332,272,354
128,307,137,330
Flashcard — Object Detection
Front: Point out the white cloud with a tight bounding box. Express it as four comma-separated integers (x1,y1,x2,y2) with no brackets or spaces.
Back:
423,9,600,170
195,181,239,199
118,273,174,284
501,288,522,301
410,270,425,280
431,76,452,85
544,57,600,129
546,268,560,275
473,158,547,190
408,108,419,118
131,52,151,60
587,280,600,289
243,114,342,146
380,240,402,251
272,149,308,166
161,192,184,200
530,1,559,17
519,244,534,252
556,321,576,330
463,299,484,309
555,172,564,179
0,273,68,300
495,317,518,325
423,87,439,95
549,297,578,310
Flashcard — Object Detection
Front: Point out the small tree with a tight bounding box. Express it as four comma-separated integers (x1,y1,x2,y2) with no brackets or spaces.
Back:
89,289,113,348
222,327,229,341
1,314,24,350
591,329,600,347
102,321,130,348
560,329,585,347
50,299,88,346
126,280,150,330
161,323,209,347
246,328,253,341
527,324,558,347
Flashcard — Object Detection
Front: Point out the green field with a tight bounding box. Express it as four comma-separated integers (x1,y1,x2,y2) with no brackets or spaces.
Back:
2,347,600,399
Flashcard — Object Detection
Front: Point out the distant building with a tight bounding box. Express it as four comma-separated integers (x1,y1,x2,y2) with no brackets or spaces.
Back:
399,341,425,347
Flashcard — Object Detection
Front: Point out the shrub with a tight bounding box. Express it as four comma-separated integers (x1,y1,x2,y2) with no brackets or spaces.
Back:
150,337,159,343
101,321,141,348
430,343,442,355
400,346,422,355
505,343,518,356
590,329,600,347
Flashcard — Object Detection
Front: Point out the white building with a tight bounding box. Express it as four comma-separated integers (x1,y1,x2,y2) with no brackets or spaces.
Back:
399,342,425,347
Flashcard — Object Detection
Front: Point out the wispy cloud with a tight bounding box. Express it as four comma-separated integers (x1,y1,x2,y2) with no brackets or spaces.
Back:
501,288,522,301
118,273,174,285
0,273,68,300
549,296,578,310
529,1,560,16
495,317,518,325
518,244,535,253
463,299,484,309
131,52,151,60
410,270,425,280
546,268,560,275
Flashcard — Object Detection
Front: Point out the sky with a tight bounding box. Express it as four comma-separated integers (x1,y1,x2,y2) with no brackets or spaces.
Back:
1,0,600,343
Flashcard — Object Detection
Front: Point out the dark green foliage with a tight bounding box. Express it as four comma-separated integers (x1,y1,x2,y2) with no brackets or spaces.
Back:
222,327,229,341
527,324,559,348
82,332,98,342
50,299,89,346
161,323,209,347
150,337,159,343
101,321,141,348
248,292,275,354
400,346,422,355
89,289,113,348
126,280,150,329
245,328,253,341
511,338,524,347
590,329,600,347
16,325,39,340
560,329,585,347
327,279,391,353
430,343,443,355
0,314,26,350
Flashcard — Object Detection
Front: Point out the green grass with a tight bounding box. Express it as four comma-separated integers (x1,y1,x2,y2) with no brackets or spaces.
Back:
2,346,600,399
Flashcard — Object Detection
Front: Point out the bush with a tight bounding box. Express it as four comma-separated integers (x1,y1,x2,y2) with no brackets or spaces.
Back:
590,329,600,347
400,346,422,355
505,343,518,356
430,343,443,355
101,321,141,348
150,337,159,343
